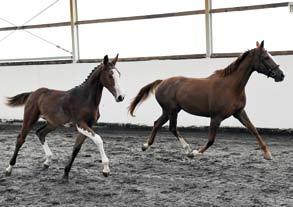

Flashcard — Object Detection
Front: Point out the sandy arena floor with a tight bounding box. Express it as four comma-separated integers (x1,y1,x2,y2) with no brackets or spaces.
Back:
0,124,292,206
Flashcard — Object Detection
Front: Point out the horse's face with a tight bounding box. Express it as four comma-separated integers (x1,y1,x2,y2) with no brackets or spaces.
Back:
100,54,125,102
254,41,285,82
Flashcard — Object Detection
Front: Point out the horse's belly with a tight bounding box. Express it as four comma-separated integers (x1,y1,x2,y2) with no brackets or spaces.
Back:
181,105,211,117
40,110,71,126
178,92,210,117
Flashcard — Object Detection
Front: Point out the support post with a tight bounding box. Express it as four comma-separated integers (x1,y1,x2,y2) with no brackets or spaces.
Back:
70,0,80,62
205,0,213,58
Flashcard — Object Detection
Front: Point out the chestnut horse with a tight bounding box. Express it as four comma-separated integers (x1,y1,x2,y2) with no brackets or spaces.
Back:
129,41,284,160
5,54,125,179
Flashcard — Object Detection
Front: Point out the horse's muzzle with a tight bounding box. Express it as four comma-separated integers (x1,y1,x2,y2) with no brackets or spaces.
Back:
274,73,285,82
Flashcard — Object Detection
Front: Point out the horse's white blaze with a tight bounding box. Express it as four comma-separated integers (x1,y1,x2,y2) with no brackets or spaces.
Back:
42,141,53,165
268,52,277,64
112,69,124,99
6,164,12,173
76,125,110,173
179,137,192,153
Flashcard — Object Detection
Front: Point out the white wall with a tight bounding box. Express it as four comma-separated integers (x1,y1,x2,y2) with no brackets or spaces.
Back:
0,55,292,129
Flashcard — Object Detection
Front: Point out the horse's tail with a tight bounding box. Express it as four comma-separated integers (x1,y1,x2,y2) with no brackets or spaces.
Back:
129,80,162,117
6,92,32,107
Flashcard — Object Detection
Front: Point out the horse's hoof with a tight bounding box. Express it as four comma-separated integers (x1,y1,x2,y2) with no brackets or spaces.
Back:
264,156,273,160
102,171,110,177
60,179,69,184
43,164,50,169
264,152,273,160
5,171,11,176
192,150,202,156
187,152,195,158
61,175,69,183
142,143,149,151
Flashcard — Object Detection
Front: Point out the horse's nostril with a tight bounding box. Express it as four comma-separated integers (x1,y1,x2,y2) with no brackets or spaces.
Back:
117,95,124,102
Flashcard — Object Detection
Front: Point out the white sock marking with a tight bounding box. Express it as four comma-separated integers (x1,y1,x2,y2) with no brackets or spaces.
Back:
42,141,53,166
179,137,192,153
76,125,110,173
192,150,202,156
6,164,12,173
142,143,149,149
63,123,72,128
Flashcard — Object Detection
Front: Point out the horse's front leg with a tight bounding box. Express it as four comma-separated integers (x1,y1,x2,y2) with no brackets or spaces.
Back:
233,110,272,160
196,117,221,155
76,123,110,177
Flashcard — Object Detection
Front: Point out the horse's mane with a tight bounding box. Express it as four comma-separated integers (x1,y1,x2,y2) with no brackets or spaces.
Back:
210,50,251,78
78,65,102,87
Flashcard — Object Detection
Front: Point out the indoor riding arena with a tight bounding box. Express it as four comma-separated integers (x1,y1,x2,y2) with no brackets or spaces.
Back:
0,1,292,206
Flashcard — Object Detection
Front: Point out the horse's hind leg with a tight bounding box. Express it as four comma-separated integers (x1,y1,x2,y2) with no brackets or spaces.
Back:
36,123,57,168
6,107,40,176
169,111,193,156
5,128,28,176
233,110,272,160
142,111,169,151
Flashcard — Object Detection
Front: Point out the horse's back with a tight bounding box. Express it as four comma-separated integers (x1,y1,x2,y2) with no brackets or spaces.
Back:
27,88,65,105
155,76,214,116
26,88,70,124
24,88,50,106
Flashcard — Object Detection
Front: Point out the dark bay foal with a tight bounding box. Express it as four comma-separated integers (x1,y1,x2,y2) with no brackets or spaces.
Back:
129,41,284,160
6,54,125,179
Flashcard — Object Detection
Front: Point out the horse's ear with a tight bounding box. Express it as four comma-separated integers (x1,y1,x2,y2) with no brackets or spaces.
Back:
112,53,119,65
260,40,264,48
256,41,260,48
103,55,109,65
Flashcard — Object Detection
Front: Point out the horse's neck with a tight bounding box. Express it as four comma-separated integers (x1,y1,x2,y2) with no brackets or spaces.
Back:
228,58,254,93
81,78,104,106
